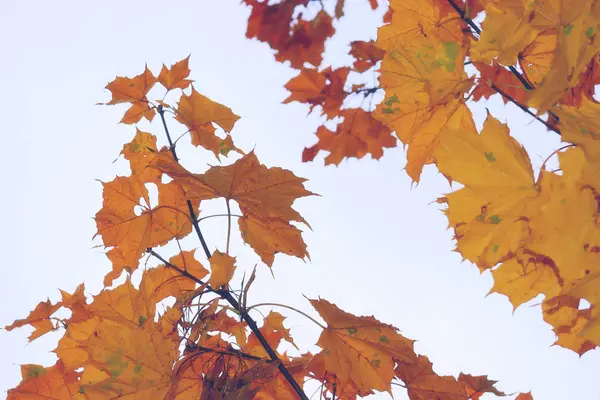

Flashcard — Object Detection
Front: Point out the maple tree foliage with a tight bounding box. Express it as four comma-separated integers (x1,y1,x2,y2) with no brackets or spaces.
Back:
241,0,600,359
9,0,600,396
6,58,525,399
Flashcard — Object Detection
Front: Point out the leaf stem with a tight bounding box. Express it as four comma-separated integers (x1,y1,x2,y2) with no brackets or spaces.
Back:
193,344,265,361
226,199,232,254
197,213,244,223
248,302,326,330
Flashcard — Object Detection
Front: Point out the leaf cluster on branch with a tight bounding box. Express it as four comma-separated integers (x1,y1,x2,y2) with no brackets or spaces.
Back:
242,0,600,357
6,57,525,399
7,0,600,397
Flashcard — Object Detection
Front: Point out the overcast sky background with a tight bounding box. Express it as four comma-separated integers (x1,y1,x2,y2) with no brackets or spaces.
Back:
1,1,599,399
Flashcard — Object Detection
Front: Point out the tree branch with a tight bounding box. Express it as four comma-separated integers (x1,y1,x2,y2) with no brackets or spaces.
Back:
490,83,560,134
149,248,309,400
153,112,309,400
446,0,561,132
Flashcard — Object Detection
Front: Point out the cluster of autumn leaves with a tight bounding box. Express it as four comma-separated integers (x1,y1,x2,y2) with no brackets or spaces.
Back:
244,0,600,356
6,0,600,398
7,57,526,399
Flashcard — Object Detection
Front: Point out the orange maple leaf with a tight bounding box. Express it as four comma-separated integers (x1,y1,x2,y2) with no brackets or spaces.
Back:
284,67,350,119
395,355,469,400
175,86,241,158
103,65,157,124
95,177,198,285
349,40,385,73
158,55,193,91
303,108,397,165
154,151,315,266
309,298,416,394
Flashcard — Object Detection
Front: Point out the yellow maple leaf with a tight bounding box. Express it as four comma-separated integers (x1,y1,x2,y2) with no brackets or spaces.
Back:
374,0,473,181
434,114,539,269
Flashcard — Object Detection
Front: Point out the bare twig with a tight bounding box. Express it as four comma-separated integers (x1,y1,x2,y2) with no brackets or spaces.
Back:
248,302,326,330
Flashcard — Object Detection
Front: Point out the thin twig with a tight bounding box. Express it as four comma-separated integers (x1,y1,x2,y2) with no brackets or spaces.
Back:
193,344,264,361
197,213,244,223
248,302,326,330
157,104,179,161
490,83,560,134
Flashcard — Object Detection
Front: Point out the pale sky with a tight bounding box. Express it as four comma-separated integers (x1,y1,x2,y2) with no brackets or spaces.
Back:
1,1,599,399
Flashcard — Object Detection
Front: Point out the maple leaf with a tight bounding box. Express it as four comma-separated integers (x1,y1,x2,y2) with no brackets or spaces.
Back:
528,2,600,111
349,40,385,73
121,128,162,186
245,0,308,51
542,296,596,356
158,55,193,90
489,250,561,310
5,299,62,341
7,361,81,400
74,318,179,398
309,298,416,394
59,284,90,324
141,250,208,306
209,250,237,288
244,311,297,358
374,0,473,181
508,150,600,349
470,2,538,66
303,108,397,165
395,355,469,400
516,392,534,400
244,1,334,69
284,67,350,119
95,177,199,285
526,169,600,287
458,373,505,399
276,11,335,69
555,96,600,163
434,114,540,270
103,65,157,124
48,279,182,398
175,86,241,158
154,151,315,266
239,213,310,267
